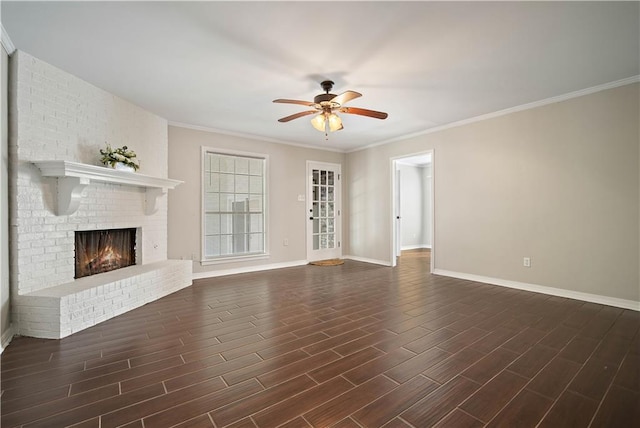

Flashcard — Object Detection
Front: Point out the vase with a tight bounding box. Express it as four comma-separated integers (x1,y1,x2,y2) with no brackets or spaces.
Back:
113,162,135,172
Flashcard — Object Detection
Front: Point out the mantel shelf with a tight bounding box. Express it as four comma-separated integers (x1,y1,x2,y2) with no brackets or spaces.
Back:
33,160,183,216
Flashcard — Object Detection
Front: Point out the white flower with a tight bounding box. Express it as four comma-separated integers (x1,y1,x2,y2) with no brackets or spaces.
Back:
100,143,140,171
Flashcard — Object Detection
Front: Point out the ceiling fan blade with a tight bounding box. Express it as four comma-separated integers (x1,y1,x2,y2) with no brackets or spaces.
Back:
339,107,388,120
273,99,315,107
278,110,317,122
331,90,362,106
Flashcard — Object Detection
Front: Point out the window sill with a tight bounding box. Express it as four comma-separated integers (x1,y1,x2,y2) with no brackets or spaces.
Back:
200,253,269,266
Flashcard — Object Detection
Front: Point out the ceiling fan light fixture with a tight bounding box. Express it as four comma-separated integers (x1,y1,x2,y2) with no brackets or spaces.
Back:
311,112,342,133
328,113,343,132
311,113,326,132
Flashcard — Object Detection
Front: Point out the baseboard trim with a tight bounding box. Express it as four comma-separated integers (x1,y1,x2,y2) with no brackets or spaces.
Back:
343,255,393,267
1,324,15,354
401,245,431,251
193,260,309,280
432,269,640,311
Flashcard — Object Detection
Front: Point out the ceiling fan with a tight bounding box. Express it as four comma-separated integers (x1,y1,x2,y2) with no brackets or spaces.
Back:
273,80,388,135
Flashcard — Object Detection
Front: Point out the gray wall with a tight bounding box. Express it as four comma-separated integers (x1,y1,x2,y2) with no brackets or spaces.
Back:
167,125,345,276
346,83,639,303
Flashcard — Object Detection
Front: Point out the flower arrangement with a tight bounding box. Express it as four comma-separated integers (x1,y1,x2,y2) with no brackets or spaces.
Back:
99,144,140,171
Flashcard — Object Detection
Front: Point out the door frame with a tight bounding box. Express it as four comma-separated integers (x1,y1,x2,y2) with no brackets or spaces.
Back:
306,161,342,262
395,168,402,257
390,150,434,272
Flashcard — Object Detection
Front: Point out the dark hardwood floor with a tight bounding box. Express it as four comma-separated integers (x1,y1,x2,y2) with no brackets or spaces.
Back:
1,249,639,427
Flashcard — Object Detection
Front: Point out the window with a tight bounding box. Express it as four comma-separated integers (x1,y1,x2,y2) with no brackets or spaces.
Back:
203,150,266,260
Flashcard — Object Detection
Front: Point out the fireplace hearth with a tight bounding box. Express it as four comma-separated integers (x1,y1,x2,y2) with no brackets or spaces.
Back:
75,228,137,279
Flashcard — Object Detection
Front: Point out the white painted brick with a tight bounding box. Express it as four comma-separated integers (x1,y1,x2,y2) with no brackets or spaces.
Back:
10,51,188,338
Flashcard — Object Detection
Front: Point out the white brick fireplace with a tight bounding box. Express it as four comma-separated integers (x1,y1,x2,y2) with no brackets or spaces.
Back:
9,51,192,339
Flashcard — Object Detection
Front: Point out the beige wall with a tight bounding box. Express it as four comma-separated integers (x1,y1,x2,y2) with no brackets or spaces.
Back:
168,125,345,275
1,45,9,346
347,83,639,302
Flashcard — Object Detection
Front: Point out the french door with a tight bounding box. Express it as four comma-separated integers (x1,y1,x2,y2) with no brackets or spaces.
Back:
307,161,341,262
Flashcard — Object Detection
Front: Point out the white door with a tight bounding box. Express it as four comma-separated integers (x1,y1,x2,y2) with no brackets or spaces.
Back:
307,161,341,262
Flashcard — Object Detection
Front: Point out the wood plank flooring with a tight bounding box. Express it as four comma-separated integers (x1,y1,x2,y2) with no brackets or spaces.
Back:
2,250,639,427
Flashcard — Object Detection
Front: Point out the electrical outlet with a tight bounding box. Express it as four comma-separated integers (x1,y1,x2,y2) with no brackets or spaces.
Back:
283,238,289,246
523,257,531,267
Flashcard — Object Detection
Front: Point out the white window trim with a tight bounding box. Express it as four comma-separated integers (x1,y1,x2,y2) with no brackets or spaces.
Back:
200,146,270,263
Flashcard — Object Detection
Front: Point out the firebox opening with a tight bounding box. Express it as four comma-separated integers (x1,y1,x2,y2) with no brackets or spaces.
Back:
75,228,137,279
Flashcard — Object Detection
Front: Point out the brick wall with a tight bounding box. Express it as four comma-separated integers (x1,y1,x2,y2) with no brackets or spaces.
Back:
9,51,190,337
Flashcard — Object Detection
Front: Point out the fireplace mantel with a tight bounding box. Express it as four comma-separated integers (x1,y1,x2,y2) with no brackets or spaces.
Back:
33,160,183,215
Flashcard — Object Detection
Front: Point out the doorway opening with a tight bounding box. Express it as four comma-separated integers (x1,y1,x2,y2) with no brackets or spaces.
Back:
391,151,434,272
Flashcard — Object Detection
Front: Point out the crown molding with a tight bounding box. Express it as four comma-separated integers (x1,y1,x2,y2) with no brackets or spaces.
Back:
1,25,16,55
169,121,346,154
349,75,640,153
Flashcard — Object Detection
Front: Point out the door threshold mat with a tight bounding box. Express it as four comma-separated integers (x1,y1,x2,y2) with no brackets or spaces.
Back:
309,259,345,266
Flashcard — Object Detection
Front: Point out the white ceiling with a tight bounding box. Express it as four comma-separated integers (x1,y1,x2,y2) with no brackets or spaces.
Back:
3,1,639,152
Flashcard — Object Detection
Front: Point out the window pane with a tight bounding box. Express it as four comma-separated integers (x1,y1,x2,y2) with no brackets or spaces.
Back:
233,233,247,253
220,193,235,211
220,156,234,173
328,171,334,185
234,196,249,212
233,213,248,236
312,170,319,185
313,235,319,250
250,214,262,232
220,174,234,192
205,235,220,256
313,219,319,234
328,187,334,202
235,157,249,174
249,159,263,175
320,187,326,201
205,193,219,211
205,214,220,234
327,218,334,233
203,151,266,259
236,175,249,193
320,203,326,217
321,170,327,185
328,202,334,217
209,155,220,172
206,172,220,192
220,214,233,233
249,195,262,212
249,233,263,252
220,235,233,255
249,176,262,194
312,202,319,217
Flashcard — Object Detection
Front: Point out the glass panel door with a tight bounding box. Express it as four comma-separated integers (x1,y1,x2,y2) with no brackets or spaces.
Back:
307,162,341,261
